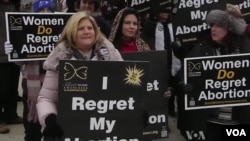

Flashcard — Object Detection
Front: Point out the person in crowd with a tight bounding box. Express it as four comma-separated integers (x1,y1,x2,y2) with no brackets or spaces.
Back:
66,0,76,12
142,7,179,117
67,0,111,37
108,7,151,52
175,4,250,140
36,11,123,140
0,0,22,134
59,0,68,12
4,0,54,140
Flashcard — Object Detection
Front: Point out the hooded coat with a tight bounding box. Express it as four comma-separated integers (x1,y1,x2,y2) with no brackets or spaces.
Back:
108,8,151,52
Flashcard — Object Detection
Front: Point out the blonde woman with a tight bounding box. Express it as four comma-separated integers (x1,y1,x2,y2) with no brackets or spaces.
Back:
36,11,123,140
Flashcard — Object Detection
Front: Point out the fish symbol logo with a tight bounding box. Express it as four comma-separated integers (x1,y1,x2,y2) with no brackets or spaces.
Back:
64,62,88,81
9,16,22,25
188,62,201,71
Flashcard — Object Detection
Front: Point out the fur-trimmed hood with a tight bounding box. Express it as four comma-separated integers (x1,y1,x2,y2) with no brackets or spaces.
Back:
206,5,247,35
108,7,151,51
43,37,123,71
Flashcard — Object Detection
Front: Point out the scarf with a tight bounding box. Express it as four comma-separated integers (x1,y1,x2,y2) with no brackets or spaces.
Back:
155,22,165,50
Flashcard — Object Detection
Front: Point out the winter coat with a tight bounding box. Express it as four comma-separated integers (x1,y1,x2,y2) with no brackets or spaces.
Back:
142,19,173,50
176,35,250,139
37,37,123,128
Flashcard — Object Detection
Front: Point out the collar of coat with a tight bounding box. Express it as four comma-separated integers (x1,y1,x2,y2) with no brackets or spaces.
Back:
43,37,115,71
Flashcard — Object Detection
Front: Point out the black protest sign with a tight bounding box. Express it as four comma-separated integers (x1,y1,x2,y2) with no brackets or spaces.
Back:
126,0,172,15
122,51,169,140
5,12,72,61
172,0,226,47
57,60,149,141
184,53,250,110
227,0,250,22
126,0,151,14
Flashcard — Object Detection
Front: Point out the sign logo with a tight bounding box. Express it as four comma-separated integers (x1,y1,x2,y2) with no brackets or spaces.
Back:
187,61,202,77
9,16,22,25
188,62,201,71
186,130,205,140
64,62,88,81
9,16,23,30
124,65,144,86
226,129,246,136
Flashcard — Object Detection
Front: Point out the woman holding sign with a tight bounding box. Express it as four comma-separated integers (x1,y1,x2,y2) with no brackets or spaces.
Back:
36,11,123,140
175,4,250,141
4,0,55,141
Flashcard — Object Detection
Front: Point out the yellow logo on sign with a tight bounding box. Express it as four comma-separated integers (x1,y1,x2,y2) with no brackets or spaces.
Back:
124,65,144,86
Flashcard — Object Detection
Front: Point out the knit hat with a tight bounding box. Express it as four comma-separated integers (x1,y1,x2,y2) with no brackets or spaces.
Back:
206,4,247,35
33,0,54,12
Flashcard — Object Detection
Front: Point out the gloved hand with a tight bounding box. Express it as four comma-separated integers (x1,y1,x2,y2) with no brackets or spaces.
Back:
171,40,182,59
178,81,193,93
43,114,64,139
4,41,13,55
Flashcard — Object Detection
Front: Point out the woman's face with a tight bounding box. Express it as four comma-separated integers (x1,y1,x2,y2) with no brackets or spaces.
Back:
211,23,228,44
79,0,95,13
122,14,138,38
38,8,52,13
159,12,169,22
76,19,95,50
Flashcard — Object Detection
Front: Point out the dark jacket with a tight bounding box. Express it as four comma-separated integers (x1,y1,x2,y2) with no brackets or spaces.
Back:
176,39,221,138
142,19,174,86
93,15,111,37
176,35,250,139
0,2,19,63
142,19,172,50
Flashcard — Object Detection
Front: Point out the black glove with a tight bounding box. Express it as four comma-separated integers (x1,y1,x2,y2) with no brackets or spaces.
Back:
43,114,64,139
171,40,183,59
178,81,193,93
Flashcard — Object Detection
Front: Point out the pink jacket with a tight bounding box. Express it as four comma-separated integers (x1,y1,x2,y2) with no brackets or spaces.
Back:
37,37,123,128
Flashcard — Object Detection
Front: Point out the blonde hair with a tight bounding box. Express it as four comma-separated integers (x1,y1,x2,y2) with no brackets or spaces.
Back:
57,11,101,48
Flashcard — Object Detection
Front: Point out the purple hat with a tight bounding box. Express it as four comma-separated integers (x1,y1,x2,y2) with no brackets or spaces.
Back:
33,0,54,12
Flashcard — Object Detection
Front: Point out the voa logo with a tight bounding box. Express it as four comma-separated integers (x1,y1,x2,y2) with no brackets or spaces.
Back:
186,131,205,140
226,129,246,136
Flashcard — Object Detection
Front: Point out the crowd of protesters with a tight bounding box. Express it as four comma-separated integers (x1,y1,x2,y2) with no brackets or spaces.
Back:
1,0,250,141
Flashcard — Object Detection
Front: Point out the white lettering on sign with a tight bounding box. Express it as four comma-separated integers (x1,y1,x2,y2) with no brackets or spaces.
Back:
72,97,135,113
